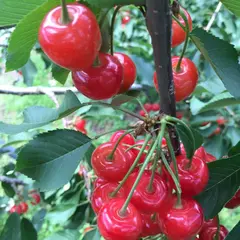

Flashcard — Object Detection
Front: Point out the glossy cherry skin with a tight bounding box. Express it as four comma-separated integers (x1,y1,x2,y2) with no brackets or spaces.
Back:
141,214,162,237
167,155,209,197
205,152,216,163
114,53,137,93
97,199,143,240
154,57,198,102
39,4,101,71
110,130,135,146
124,171,168,214
19,202,28,213
158,197,204,240
93,178,108,189
172,8,192,47
199,225,229,240
91,142,130,182
201,217,218,232
180,144,207,162
72,53,123,100
151,103,160,111
225,189,240,209
31,193,41,205
9,205,22,214
144,103,152,112
91,182,125,214
75,118,86,130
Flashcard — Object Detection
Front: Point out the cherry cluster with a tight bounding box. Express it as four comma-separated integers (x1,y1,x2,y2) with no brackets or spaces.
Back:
9,191,41,215
139,103,160,117
89,130,235,240
39,3,137,100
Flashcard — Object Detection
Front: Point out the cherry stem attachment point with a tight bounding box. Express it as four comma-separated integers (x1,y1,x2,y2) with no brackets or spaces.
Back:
119,122,167,215
60,0,71,24
110,6,122,55
111,134,152,198
175,9,190,72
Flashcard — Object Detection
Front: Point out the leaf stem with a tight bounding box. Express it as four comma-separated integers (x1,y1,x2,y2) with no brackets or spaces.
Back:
60,0,71,24
110,134,152,197
119,122,167,215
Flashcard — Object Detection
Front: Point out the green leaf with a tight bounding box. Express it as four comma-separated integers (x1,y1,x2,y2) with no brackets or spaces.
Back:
83,229,101,240
32,209,47,232
190,28,240,99
46,230,80,240
190,93,240,114
2,181,15,198
21,218,37,240
51,64,70,85
6,0,74,71
111,94,136,106
190,112,218,126
220,0,240,17
196,155,240,219
16,130,91,191
229,141,240,156
0,90,82,135
225,221,240,240
85,0,145,8
0,0,45,27
0,213,21,240
20,59,37,86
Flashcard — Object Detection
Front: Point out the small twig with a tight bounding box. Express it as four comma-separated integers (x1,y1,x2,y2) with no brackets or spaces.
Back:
0,176,25,185
204,2,223,32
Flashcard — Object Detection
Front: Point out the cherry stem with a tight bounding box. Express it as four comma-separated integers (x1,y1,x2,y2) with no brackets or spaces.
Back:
147,152,159,193
123,143,151,153
60,0,71,24
119,123,166,216
110,134,152,198
136,99,148,116
166,116,195,168
108,130,134,160
214,215,220,240
165,131,182,208
175,9,190,72
110,6,122,55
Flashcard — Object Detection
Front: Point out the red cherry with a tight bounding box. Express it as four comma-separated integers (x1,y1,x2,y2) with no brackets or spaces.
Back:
172,8,192,47
176,112,183,119
195,146,207,161
154,57,198,102
31,193,41,205
199,225,228,240
201,217,218,232
158,197,204,240
72,53,123,100
9,205,22,214
91,142,130,182
201,121,210,127
75,118,86,130
141,214,162,237
110,130,135,146
93,178,108,189
167,154,209,197
151,103,160,112
132,140,150,163
217,117,227,126
139,110,146,117
121,15,131,25
210,127,221,137
91,182,125,214
205,152,216,163
144,103,152,112
98,198,142,240
114,53,137,93
39,4,101,71
225,189,240,209
124,171,168,214
19,202,28,214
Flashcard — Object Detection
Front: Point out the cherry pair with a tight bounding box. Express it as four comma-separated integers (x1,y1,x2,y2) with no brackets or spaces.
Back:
139,103,160,117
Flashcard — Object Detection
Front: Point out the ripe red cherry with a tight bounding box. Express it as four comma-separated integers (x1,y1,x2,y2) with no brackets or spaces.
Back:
91,142,130,182
75,118,86,130
199,225,228,240
180,144,206,161
72,53,123,100
98,198,142,240
151,103,160,111
201,217,218,232
172,8,192,47
225,189,240,209
9,205,22,214
167,155,209,197
124,171,168,214
19,202,28,213
110,130,135,146
158,197,204,240
132,140,150,163
154,57,198,102
205,152,216,163
217,117,227,126
39,4,101,71
93,178,108,189
91,182,125,214
139,110,146,117
141,214,162,237
31,193,41,205
144,103,152,112
114,53,137,93
176,112,183,119
122,15,131,25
